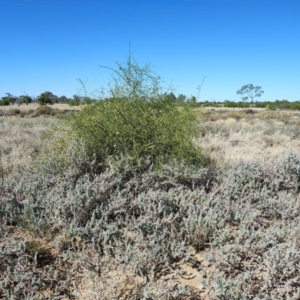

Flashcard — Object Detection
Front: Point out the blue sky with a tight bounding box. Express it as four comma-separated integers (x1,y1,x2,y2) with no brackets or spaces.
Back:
0,0,299,101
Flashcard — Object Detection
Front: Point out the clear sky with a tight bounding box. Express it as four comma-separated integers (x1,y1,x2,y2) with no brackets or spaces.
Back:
1,0,299,102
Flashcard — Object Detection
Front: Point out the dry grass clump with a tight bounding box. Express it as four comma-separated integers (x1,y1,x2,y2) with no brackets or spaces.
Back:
0,104,80,119
3,108,21,116
198,107,300,127
0,118,59,176
196,117,300,168
223,111,244,121
198,109,259,123
0,103,82,112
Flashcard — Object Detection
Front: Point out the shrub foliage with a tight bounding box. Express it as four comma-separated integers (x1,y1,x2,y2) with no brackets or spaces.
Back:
43,55,204,170
62,97,203,168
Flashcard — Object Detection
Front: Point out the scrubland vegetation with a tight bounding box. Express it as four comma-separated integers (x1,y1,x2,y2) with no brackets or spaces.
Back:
1,59,300,299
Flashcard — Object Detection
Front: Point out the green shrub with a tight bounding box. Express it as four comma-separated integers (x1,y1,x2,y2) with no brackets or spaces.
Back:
68,99,80,106
0,99,10,106
223,101,250,108
255,101,270,108
54,97,204,169
268,103,277,111
290,102,300,110
37,93,53,105
41,55,205,171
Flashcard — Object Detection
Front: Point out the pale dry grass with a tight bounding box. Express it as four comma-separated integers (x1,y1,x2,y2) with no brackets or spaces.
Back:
196,116,300,168
0,117,59,175
0,103,82,112
199,106,300,118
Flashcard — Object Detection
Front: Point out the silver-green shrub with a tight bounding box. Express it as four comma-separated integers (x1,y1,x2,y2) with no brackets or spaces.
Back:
2,146,300,298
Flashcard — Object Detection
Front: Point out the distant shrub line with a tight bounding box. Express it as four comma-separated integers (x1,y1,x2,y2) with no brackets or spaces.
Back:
0,106,78,118
198,99,300,110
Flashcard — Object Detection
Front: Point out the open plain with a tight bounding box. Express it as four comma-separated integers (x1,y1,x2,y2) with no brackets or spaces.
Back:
1,106,300,299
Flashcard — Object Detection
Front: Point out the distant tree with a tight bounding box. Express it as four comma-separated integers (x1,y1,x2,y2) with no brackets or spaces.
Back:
237,84,264,105
59,96,68,103
290,102,300,111
19,95,33,105
73,94,82,102
37,91,56,105
255,101,270,108
82,96,94,104
67,94,82,106
5,93,17,104
224,100,249,108
241,96,248,108
51,95,59,103
177,94,187,103
0,93,16,105
0,97,10,106
164,92,177,103
188,96,197,103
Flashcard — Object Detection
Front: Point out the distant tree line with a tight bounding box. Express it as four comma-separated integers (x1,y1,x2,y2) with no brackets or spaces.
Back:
199,99,300,110
1,89,300,111
0,91,98,106
0,91,197,107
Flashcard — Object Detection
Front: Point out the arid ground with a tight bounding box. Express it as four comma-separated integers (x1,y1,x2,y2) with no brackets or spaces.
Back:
1,105,300,299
